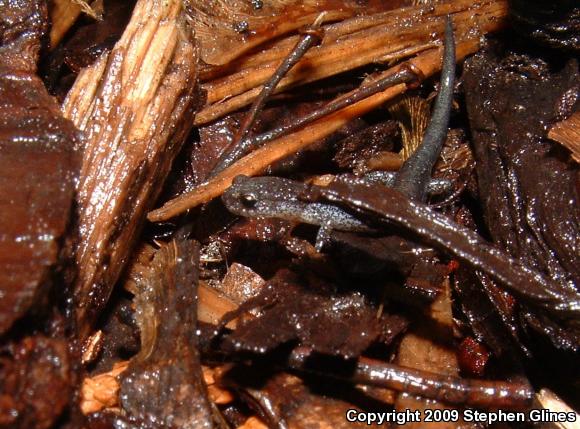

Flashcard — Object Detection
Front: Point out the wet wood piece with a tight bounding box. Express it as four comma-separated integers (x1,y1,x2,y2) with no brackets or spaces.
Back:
62,0,199,339
509,0,580,52
0,0,48,72
463,52,580,293
0,0,79,335
548,111,580,163
216,268,400,358
462,51,580,349
198,262,267,328
453,267,530,358
0,3,80,427
198,282,240,329
81,360,128,415
120,238,219,428
301,181,580,321
394,279,471,429
187,0,365,67
81,361,233,415
0,337,72,429
449,207,529,361
149,38,481,221
223,370,368,429
124,245,259,330
215,262,266,305
534,389,580,429
237,417,268,429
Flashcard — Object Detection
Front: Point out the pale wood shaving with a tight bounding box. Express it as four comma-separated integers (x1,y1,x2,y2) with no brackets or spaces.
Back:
548,111,580,163
198,282,240,328
394,278,473,428
81,362,234,414
50,0,101,48
237,416,269,429
81,361,129,415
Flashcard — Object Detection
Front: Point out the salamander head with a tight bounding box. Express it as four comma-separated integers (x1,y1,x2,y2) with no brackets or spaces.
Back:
222,175,305,217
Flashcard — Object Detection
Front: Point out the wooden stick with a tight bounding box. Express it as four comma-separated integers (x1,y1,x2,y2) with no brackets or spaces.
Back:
288,347,533,409
233,14,325,144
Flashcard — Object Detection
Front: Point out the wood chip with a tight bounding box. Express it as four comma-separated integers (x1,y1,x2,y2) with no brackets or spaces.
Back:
81,360,129,415
62,0,200,339
237,417,269,429
548,111,580,163
50,0,100,47
198,282,239,328
81,361,234,414
394,278,473,429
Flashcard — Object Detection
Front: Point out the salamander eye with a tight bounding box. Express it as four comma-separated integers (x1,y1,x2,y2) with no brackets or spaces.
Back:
240,192,258,207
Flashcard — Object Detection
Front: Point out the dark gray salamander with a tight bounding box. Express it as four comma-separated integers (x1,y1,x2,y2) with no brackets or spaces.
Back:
222,17,456,249
222,175,372,250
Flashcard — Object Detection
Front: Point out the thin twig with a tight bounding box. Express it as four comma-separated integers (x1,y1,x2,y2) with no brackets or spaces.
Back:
287,347,534,409
211,67,416,175
219,14,326,171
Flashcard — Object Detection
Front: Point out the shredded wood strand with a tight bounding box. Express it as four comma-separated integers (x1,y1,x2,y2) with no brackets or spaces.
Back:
389,95,432,161
188,0,354,66
195,0,508,125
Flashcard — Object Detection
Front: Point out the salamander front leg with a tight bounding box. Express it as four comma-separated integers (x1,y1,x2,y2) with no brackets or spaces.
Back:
315,225,333,252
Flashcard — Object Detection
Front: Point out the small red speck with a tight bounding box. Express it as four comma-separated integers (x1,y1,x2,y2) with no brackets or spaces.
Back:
458,337,490,377
447,260,460,273
500,290,517,312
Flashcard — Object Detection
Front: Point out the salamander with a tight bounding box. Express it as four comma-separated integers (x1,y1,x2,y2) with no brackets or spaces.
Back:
222,17,456,250
222,175,372,250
